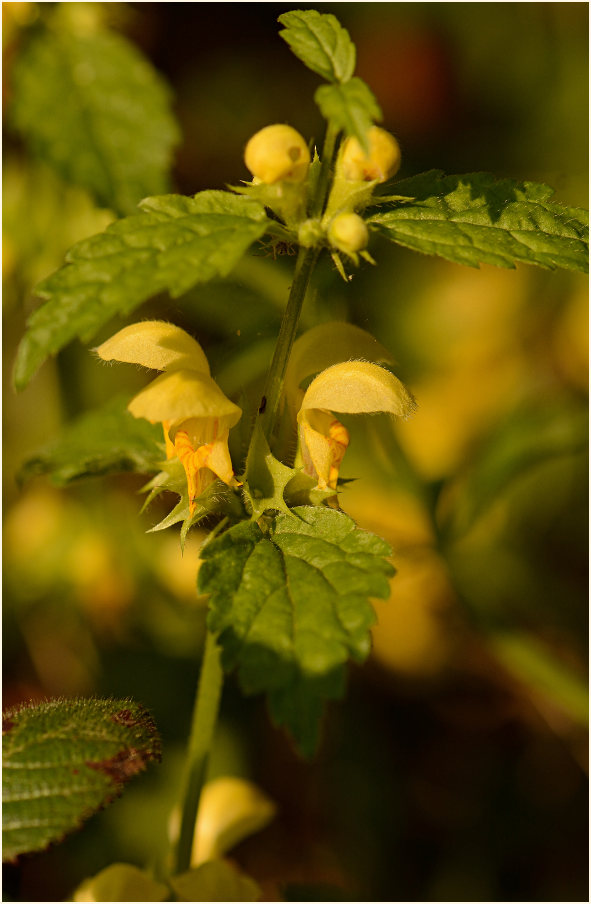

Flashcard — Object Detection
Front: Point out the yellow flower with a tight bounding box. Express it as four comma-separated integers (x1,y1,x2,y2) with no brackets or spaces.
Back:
244,124,310,183
96,321,241,514
327,212,369,257
340,126,401,183
297,360,416,490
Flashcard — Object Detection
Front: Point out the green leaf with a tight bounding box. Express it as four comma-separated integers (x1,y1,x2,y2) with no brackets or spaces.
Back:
18,395,163,487
170,861,261,903
11,27,180,215
368,171,589,272
2,698,161,861
199,507,394,756
242,421,296,519
72,863,169,903
14,191,269,389
142,459,244,547
278,10,356,83
315,78,382,150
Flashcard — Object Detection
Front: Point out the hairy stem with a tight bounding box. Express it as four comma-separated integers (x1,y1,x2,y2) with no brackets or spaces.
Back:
174,629,223,875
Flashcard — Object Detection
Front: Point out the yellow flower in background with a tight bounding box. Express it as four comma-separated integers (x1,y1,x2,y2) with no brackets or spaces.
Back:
297,360,416,490
96,322,242,514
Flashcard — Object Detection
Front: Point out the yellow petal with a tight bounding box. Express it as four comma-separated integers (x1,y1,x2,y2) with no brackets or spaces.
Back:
299,360,416,420
193,777,276,865
299,410,350,490
286,322,395,401
244,124,310,183
95,321,210,375
128,370,241,427
340,126,401,183
174,424,240,514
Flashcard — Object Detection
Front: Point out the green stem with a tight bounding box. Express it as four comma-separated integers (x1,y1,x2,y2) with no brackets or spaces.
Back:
174,629,223,875
259,244,319,443
256,121,341,446
312,120,339,218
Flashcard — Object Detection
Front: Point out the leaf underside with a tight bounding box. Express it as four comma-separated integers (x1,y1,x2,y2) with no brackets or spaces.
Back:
315,78,382,149
369,170,589,272
199,507,394,756
2,698,161,861
13,191,269,390
10,28,179,216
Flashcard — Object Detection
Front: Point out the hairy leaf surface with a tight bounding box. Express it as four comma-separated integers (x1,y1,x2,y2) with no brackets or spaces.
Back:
278,10,356,83
199,507,394,755
11,27,179,215
315,78,382,149
14,192,269,389
369,171,589,272
3,698,161,861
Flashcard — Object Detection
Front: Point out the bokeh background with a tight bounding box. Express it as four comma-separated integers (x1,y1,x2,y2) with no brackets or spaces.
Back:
3,3,588,901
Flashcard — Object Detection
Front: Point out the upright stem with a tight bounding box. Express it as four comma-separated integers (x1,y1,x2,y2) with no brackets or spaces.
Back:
258,121,340,445
312,120,339,219
259,245,319,442
174,630,223,875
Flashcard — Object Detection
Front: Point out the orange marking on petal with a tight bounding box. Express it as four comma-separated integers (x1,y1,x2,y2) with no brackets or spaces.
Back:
327,419,349,489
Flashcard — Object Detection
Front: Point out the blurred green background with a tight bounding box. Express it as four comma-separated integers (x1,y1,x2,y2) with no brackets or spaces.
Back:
3,3,588,901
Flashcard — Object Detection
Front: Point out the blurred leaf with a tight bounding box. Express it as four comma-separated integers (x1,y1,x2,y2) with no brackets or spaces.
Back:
72,863,169,902
170,860,260,902
2,698,161,861
488,632,588,726
11,26,180,215
14,192,269,389
369,171,589,272
200,507,393,756
278,10,356,83
315,78,382,148
18,395,163,487
445,401,588,537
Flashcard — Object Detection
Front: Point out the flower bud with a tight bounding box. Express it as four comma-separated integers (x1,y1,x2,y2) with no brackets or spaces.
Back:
328,212,369,255
244,124,310,184
340,126,401,182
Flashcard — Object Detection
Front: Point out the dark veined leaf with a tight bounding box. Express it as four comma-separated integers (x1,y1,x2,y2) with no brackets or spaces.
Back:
11,26,180,215
13,191,269,389
278,10,356,83
368,170,589,272
18,395,163,487
315,78,382,150
200,507,394,756
3,698,161,861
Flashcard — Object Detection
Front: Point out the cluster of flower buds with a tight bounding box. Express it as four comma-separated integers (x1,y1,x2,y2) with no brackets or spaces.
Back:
243,122,400,273
241,124,312,228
